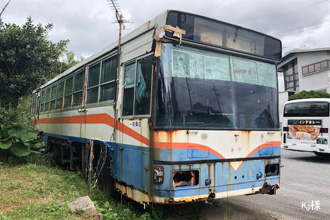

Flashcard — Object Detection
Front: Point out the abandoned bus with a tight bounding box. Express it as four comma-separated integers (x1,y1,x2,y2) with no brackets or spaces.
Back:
31,10,282,205
282,98,330,156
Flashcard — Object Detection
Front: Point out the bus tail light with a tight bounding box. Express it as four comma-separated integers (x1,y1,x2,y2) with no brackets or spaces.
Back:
283,127,289,132
320,128,328,133
154,166,164,184
173,171,199,187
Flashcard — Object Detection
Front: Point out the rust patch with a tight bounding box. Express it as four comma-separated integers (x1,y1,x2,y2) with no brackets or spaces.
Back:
164,193,213,204
256,182,279,195
153,130,190,146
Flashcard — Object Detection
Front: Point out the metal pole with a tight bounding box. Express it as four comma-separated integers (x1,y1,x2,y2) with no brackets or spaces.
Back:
88,140,94,191
111,0,123,142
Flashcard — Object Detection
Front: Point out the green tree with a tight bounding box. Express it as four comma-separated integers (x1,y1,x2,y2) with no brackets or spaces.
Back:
288,90,330,101
0,17,68,162
56,50,84,74
0,17,68,108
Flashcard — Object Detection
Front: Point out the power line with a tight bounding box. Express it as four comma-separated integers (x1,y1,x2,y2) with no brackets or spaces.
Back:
270,17,330,36
274,21,330,38
244,0,330,26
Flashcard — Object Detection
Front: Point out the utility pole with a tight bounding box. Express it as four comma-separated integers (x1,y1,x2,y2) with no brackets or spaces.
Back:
107,0,131,141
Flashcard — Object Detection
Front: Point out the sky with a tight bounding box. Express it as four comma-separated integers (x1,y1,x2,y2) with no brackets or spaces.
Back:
2,0,330,90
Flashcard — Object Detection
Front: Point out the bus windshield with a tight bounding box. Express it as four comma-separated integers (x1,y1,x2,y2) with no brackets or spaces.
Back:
155,44,279,130
284,102,329,117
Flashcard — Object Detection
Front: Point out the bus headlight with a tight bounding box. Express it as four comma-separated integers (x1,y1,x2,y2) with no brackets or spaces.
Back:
154,166,164,184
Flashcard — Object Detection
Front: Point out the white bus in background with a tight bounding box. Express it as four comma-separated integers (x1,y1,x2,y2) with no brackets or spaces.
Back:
282,98,330,156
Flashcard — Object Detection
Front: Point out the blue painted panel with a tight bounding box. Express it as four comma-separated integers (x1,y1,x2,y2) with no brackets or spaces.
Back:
154,158,280,199
187,148,209,158
259,145,273,156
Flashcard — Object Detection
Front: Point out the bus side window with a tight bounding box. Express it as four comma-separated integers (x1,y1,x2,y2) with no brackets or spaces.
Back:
31,95,35,115
64,76,73,108
40,90,45,113
122,55,153,117
56,81,64,110
36,96,40,116
87,63,101,104
45,87,51,112
100,56,117,102
50,84,57,110
123,63,135,116
134,56,152,115
73,71,84,107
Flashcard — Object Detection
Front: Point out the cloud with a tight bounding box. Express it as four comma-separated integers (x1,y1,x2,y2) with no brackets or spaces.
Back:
2,0,330,57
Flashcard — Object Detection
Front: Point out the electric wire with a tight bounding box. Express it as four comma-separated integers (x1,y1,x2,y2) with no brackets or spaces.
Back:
270,17,330,37
244,0,330,26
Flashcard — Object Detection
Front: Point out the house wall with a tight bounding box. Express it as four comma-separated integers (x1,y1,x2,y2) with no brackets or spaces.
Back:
278,91,289,124
297,51,330,93
277,50,330,125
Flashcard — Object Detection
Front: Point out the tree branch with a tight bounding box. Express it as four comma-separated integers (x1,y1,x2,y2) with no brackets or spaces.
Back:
0,0,12,18
6,62,14,77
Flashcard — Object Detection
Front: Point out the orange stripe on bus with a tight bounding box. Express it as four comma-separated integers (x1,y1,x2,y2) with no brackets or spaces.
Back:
153,142,226,159
153,141,280,159
35,114,150,146
246,141,281,158
153,141,280,170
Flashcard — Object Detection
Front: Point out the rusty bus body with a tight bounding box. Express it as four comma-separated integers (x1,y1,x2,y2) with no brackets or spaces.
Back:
31,10,282,205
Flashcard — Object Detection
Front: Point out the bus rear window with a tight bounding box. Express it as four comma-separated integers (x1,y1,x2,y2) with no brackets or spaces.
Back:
284,102,329,117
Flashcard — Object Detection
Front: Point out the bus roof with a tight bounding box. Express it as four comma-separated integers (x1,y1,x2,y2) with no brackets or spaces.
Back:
285,98,330,104
35,10,168,92
35,10,281,92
